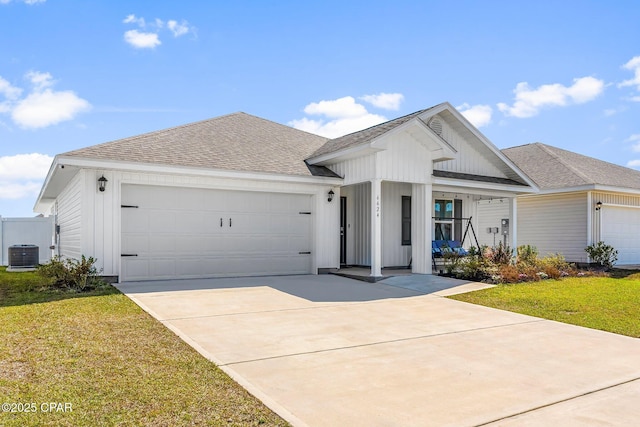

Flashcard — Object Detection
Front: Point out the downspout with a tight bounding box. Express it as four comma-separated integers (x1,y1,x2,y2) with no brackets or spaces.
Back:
586,191,592,263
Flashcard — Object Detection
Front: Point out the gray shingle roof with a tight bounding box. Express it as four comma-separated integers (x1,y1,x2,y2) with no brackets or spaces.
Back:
502,143,640,191
309,107,438,158
63,112,334,177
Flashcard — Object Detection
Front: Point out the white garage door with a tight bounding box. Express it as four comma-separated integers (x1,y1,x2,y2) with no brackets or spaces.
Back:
121,184,313,281
601,206,640,265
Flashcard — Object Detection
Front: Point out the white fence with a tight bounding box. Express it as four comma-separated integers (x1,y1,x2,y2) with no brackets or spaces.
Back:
0,216,54,266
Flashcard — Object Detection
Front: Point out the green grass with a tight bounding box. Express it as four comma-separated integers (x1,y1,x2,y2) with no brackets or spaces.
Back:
0,267,288,426
449,274,640,338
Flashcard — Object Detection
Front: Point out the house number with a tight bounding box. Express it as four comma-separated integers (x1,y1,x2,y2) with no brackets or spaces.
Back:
376,196,380,217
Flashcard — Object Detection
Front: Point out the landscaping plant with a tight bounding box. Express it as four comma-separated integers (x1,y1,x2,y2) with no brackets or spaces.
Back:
37,255,105,291
585,241,618,270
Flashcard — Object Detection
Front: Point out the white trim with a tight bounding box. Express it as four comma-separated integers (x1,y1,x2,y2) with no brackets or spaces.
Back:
432,176,535,194
586,191,593,249
599,202,640,209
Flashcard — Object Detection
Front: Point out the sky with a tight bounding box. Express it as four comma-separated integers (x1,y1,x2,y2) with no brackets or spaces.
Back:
1,0,640,217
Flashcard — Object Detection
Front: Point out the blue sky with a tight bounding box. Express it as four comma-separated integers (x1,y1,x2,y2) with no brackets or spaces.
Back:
1,0,640,217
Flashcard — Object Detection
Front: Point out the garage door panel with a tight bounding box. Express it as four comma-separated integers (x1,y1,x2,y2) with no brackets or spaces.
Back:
601,207,640,265
121,185,313,281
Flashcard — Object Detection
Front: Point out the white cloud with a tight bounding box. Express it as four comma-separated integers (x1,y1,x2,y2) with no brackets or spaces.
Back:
303,96,368,119
626,134,640,152
123,14,145,27
627,159,640,169
0,153,52,200
619,56,640,91
12,89,91,128
0,71,90,129
290,96,388,138
498,76,605,118
360,93,404,110
124,29,161,49
167,20,190,37
1,0,46,4
123,14,193,48
26,70,53,91
457,103,493,128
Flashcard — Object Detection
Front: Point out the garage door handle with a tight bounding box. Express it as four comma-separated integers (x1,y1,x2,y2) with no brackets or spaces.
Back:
121,254,138,257
220,218,223,227
229,218,232,227
299,251,311,255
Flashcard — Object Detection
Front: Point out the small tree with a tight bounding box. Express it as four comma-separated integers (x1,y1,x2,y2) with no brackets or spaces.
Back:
585,241,618,270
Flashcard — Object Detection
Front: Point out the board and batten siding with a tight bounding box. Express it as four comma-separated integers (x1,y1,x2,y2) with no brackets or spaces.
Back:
382,182,412,267
430,114,509,179
517,193,588,262
341,183,371,266
55,170,84,261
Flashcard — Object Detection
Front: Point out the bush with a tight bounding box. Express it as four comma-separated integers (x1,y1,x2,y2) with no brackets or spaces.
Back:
484,241,512,265
517,245,538,266
38,255,105,291
585,241,618,270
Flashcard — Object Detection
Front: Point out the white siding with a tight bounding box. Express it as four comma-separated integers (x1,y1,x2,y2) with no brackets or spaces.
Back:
382,182,412,267
328,154,376,186
56,170,83,260
476,199,510,247
432,114,509,178
375,132,432,183
341,183,370,266
517,193,588,262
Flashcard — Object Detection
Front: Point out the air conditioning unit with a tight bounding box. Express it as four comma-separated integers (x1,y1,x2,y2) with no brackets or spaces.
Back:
8,245,39,268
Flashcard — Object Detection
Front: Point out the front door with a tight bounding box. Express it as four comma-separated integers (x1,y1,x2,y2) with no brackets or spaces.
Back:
340,196,347,265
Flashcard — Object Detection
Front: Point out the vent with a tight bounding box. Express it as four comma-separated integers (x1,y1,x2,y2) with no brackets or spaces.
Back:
428,118,443,136
8,244,39,268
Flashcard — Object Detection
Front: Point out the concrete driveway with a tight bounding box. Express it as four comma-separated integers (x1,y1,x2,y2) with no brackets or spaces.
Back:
116,275,640,426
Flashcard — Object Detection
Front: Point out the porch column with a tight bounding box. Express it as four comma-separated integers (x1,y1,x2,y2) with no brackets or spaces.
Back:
411,183,433,274
509,197,518,250
370,179,382,277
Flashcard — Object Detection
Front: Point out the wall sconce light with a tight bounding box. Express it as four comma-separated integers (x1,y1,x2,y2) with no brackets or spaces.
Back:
327,189,335,202
98,175,108,192
595,201,602,211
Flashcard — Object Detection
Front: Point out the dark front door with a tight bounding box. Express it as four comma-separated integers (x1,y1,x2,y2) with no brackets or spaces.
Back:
340,196,347,265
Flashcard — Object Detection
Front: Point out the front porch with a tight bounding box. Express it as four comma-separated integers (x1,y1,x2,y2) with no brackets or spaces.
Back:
336,180,520,279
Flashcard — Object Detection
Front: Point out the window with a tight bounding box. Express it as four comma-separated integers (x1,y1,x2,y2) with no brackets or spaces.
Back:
434,199,453,240
401,196,411,245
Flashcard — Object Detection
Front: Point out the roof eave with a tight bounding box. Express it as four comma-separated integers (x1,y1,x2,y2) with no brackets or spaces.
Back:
432,175,537,194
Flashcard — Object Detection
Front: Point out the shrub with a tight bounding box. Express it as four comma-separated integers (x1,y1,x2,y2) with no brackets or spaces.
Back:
517,245,538,266
38,255,105,291
485,241,512,265
585,241,618,270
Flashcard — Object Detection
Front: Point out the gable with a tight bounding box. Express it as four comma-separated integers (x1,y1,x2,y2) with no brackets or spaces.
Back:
308,103,535,189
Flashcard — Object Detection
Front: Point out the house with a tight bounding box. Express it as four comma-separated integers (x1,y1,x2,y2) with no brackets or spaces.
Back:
35,102,538,282
499,143,640,265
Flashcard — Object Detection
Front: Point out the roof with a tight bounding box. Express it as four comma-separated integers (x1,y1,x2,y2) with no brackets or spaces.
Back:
502,143,640,191
432,170,527,186
62,112,337,177
309,106,437,158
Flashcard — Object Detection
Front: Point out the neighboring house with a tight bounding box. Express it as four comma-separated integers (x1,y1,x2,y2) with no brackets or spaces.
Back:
35,102,537,282
500,143,640,265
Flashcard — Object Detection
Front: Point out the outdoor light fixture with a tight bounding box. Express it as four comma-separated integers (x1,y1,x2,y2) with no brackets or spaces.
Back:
327,189,335,202
98,175,108,192
596,201,602,211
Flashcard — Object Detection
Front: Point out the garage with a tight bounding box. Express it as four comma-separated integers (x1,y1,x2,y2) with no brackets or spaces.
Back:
121,184,313,281
600,206,640,265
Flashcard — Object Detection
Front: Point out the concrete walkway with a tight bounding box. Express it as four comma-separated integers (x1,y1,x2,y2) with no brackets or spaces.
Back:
117,275,640,426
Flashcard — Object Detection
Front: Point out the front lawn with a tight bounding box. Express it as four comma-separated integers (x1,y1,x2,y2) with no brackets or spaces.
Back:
0,267,288,426
449,274,640,338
